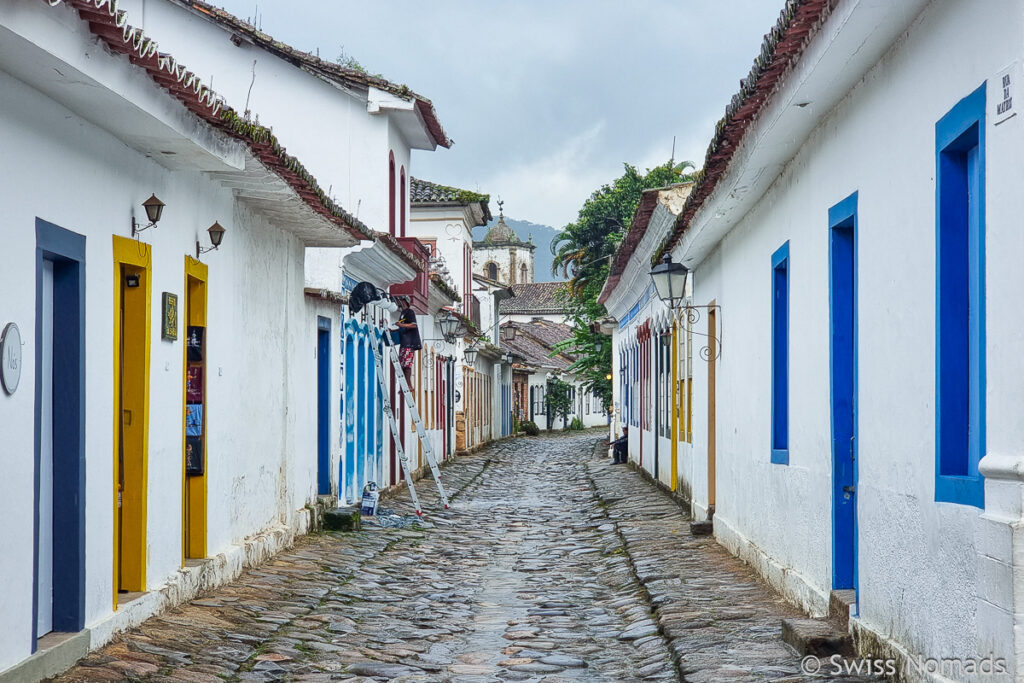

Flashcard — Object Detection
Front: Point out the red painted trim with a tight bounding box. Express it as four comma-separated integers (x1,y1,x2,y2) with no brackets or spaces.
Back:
389,151,396,237
400,167,407,238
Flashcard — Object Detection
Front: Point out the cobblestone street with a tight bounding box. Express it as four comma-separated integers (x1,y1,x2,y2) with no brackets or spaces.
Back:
54,433,869,682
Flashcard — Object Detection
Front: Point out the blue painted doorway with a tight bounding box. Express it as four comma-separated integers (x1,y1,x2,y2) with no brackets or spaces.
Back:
829,194,858,591
316,316,331,495
33,219,86,645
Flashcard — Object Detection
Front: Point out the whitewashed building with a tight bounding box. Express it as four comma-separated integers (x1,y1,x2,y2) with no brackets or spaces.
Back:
606,0,1024,677
125,0,455,505
0,0,396,677
408,178,506,451
599,183,694,491
0,0,458,679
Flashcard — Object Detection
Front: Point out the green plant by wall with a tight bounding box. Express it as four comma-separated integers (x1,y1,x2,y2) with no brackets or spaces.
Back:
569,417,584,431
522,421,540,436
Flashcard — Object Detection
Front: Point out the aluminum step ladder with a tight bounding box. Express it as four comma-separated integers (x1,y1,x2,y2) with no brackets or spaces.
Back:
370,337,450,515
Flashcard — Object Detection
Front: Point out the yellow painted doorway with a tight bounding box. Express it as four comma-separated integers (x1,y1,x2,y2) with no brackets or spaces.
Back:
112,236,151,603
183,257,208,560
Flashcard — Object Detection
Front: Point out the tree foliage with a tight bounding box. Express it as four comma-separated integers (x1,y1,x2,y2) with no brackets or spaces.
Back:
545,377,575,428
549,161,697,411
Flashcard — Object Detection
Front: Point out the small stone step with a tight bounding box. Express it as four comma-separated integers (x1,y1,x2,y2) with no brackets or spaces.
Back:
829,589,857,631
781,618,853,657
689,520,713,536
324,507,361,532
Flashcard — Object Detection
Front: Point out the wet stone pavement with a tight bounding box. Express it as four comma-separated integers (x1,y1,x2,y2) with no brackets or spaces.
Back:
54,432,874,682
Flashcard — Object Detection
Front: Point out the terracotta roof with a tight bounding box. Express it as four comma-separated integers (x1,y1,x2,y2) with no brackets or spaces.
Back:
170,0,451,149
49,0,427,272
49,0,373,244
516,320,575,349
659,0,835,257
410,178,492,221
501,283,568,314
500,321,574,371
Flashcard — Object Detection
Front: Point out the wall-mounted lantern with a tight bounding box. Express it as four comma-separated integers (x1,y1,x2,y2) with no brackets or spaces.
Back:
649,253,723,360
196,221,226,259
131,194,165,237
650,254,688,310
464,345,479,365
437,310,460,343
500,325,517,342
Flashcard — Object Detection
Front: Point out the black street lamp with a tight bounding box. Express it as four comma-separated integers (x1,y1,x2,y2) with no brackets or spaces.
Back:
650,254,688,309
464,345,479,365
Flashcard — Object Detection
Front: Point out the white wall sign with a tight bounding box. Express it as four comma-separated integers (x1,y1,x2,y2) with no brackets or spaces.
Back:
1,322,22,395
995,63,1017,125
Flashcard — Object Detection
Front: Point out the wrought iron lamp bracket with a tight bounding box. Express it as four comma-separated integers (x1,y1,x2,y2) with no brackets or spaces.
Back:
671,303,723,362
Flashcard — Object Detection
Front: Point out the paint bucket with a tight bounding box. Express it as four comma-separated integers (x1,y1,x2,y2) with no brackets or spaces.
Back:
360,482,380,516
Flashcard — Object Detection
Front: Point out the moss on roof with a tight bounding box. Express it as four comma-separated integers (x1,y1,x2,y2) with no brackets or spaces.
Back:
411,177,489,206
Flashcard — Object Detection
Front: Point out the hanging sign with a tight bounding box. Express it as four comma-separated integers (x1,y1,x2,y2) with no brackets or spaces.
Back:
1,322,22,395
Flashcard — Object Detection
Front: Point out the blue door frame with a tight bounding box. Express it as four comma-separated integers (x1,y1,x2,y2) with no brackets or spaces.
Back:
829,193,858,592
33,219,86,646
316,317,331,495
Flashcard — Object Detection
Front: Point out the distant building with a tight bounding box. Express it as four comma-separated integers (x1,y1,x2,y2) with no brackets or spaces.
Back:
473,206,536,285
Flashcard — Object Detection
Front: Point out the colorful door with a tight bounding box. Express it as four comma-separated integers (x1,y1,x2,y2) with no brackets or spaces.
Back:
34,221,86,643
113,236,151,600
183,257,207,560
829,195,858,590
317,317,331,495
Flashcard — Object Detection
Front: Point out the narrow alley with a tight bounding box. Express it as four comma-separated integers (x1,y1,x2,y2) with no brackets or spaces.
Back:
53,433,871,683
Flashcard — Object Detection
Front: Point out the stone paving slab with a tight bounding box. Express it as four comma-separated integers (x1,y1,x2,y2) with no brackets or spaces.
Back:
586,443,878,682
51,433,877,682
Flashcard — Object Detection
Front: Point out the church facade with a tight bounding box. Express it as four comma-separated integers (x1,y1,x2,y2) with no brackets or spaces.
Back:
472,211,536,285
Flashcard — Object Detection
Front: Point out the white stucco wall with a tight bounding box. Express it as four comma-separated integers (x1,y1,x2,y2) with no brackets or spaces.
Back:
682,0,1024,671
121,0,410,236
0,26,325,673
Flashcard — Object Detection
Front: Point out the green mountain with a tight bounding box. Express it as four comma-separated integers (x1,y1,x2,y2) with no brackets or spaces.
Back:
473,217,566,282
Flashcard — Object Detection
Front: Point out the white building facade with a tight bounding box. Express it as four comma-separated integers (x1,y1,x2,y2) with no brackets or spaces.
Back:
607,0,1024,678
0,0,454,678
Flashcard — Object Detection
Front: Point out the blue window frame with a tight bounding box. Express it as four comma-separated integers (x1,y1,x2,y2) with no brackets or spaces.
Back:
935,83,986,508
771,241,790,464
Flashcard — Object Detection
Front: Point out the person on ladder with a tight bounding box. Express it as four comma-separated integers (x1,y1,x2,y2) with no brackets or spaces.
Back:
393,295,421,386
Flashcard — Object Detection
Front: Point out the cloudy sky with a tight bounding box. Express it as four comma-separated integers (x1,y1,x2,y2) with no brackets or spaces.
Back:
214,1,785,229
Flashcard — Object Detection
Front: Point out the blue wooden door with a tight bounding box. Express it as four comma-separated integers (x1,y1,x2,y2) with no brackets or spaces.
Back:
829,195,858,591
316,317,331,495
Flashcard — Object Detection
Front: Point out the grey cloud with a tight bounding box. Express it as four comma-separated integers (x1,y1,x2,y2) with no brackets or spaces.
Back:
215,0,784,227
